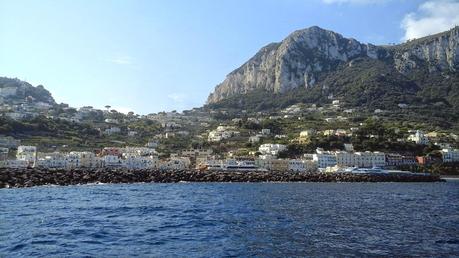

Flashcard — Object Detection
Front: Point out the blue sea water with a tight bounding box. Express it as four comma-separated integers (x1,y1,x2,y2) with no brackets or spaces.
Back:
1,181,458,257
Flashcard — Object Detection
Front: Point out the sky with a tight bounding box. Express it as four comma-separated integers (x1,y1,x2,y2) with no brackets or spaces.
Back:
1,0,458,114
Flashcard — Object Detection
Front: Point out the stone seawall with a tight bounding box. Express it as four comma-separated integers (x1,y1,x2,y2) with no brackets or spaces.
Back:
0,168,444,188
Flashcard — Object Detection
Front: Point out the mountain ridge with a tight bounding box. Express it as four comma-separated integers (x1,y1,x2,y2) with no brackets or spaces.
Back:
207,26,459,106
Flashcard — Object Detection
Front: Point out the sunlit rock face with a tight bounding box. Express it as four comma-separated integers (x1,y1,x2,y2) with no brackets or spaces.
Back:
207,26,459,104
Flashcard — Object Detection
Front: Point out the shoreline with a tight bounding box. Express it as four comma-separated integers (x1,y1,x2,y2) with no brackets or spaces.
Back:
0,168,444,188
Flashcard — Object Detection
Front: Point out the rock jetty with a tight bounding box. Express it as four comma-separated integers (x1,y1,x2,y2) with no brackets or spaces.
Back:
0,168,444,188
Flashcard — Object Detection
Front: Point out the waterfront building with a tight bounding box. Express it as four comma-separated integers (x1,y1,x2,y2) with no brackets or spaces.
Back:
36,152,67,169
70,151,102,168
101,147,122,157
104,155,122,167
0,159,28,168
160,157,191,170
16,146,37,167
312,149,337,168
0,147,8,161
123,155,158,169
441,149,459,163
258,144,287,157
385,154,416,167
335,151,386,168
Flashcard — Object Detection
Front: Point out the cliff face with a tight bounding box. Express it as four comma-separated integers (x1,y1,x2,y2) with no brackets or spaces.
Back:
0,77,56,105
392,27,459,74
207,26,459,104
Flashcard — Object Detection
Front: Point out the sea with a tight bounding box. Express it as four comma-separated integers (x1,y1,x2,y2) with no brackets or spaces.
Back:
1,181,458,257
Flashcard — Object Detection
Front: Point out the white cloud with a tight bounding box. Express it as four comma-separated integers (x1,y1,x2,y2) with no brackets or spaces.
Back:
167,93,186,103
322,0,390,4
115,106,135,114
401,0,459,41
106,55,133,65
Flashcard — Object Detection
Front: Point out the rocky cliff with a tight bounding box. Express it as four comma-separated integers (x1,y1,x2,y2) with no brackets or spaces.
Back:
0,77,56,105
207,26,459,104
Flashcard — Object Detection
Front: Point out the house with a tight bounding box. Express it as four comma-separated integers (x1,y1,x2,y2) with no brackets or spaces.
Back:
36,152,67,169
385,153,416,167
322,130,335,136
104,118,119,124
335,129,348,137
71,151,102,168
0,159,28,168
256,158,289,171
0,147,8,161
208,126,239,142
123,155,158,169
6,112,26,120
441,149,459,163
104,127,121,135
160,157,191,170
398,103,408,108
17,146,37,166
249,135,262,143
407,130,429,145
145,140,159,148
101,147,122,156
258,144,287,157
104,155,123,167
261,129,271,135
344,143,354,152
312,148,337,168
128,131,138,137
335,151,386,168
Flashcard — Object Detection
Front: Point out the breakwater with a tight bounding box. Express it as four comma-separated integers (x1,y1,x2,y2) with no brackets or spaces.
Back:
0,168,444,188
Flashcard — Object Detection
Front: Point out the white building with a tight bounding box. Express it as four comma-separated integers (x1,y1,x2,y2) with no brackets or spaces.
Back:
70,151,102,168
258,144,287,157
104,127,121,135
335,151,386,168
261,129,271,135
36,152,67,169
160,157,191,170
16,146,37,166
128,131,138,137
208,126,239,142
0,147,8,161
249,135,262,143
145,140,159,148
0,159,28,168
123,155,158,169
408,130,429,145
122,147,157,157
441,149,459,163
104,155,123,167
312,149,337,168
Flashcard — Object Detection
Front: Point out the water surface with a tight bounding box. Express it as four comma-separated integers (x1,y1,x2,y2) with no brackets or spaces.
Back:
1,182,458,257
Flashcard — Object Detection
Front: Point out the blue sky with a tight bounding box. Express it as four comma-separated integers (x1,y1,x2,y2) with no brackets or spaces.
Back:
1,0,458,114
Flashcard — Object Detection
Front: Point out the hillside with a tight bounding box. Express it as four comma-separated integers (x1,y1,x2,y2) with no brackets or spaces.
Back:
206,26,459,118
0,77,56,105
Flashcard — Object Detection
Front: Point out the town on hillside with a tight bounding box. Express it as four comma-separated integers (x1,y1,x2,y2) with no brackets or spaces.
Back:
1,78,458,174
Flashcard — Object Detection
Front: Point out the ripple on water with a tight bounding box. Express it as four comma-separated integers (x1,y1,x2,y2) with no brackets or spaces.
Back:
0,182,458,257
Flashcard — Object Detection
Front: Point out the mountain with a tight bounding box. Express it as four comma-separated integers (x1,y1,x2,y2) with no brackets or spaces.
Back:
0,77,56,105
206,26,459,111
